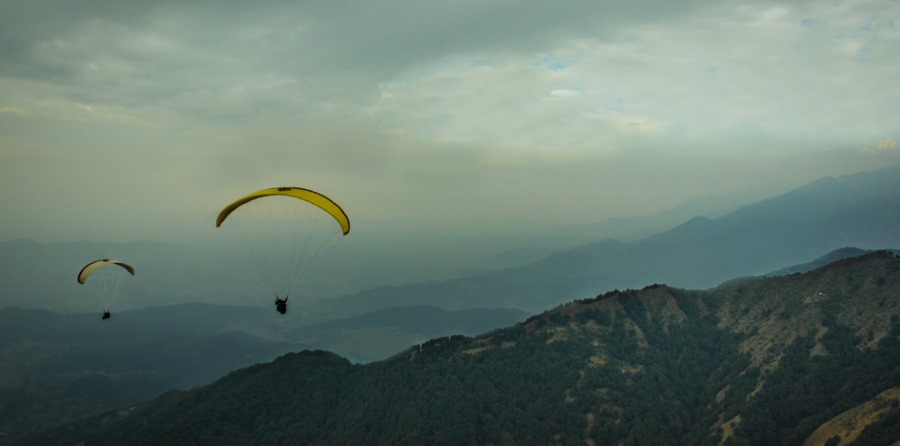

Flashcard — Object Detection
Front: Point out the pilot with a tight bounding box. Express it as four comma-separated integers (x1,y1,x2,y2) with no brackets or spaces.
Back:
275,296,288,314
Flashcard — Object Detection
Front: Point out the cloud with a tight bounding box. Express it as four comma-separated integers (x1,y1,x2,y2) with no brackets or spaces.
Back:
363,0,899,154
1,0,899,242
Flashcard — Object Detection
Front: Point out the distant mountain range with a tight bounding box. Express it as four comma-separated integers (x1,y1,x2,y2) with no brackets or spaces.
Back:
314,166,900,317
4,166,899,317
16,251,900,445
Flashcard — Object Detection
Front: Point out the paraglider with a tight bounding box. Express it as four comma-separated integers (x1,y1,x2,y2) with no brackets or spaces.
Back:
275,296,288,314
77,259,135,320
216,186,350,314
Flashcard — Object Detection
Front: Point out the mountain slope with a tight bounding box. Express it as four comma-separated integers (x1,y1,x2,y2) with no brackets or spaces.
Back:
20,251,900,446
315,166,900,316
765,247,900,276
0,302,529,440
290,305,530,362
803,387,900,446
0,304,303,439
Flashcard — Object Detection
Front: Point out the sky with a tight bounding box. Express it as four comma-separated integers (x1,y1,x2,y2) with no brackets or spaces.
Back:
1,0,899,243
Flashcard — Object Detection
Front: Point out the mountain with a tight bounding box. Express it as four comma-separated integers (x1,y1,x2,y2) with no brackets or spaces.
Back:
0,302,527,440
290,305,530,362
0,304,302,439
3,165,899,442
766,247,900,276
314,166,900,317
4,166,898,318
17,251,900,446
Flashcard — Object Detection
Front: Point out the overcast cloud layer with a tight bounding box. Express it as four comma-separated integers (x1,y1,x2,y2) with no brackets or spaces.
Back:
1,0,898,242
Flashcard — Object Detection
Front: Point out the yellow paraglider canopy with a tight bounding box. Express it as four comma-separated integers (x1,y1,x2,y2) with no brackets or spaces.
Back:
77,259,136,284
216,187,350,235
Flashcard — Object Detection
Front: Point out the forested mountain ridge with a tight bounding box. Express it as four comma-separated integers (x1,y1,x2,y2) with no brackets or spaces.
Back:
712,250,900,366
18,251,900,446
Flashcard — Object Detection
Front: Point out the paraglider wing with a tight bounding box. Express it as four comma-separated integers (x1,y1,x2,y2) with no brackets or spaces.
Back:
216,187,350,235
77,259,136,284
